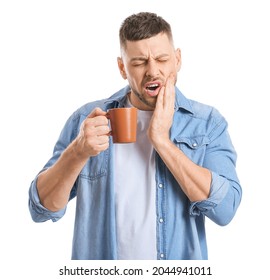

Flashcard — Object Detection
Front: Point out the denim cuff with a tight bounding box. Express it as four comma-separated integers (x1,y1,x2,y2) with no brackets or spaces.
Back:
28,175,66,222
189,171,229,216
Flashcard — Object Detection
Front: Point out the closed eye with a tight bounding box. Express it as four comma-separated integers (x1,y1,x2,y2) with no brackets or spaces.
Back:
156,55,170,62
131,58,147,66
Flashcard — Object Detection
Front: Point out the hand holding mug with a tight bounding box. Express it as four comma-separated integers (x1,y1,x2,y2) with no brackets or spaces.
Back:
75,108,110,157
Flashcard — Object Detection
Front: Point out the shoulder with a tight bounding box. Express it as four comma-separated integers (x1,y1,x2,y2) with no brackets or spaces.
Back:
174,89,228,140
72,98,108,119
189,99,228,140
69,86,130,123
175,88,226,125
189,99,225,124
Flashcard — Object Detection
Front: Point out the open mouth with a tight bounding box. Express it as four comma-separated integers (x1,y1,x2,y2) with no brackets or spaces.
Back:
145,82,161,96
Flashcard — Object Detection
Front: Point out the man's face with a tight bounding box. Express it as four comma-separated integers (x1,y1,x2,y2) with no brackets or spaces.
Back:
118,33,181,110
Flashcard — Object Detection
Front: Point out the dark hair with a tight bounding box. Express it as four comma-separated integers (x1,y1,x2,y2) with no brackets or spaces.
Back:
119,12,173,49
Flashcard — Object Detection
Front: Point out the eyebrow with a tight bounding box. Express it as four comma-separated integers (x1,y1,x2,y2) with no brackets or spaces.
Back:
130,56,147,62
130,53,170,62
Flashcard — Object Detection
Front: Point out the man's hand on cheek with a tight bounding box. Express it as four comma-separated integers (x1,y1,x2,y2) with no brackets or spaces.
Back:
148,74,176,146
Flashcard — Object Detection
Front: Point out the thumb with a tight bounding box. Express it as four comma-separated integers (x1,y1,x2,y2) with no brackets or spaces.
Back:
87,107,107,118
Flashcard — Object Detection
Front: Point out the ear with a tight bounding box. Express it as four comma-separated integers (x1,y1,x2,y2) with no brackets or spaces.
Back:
175,48,182,72
117,57,127,79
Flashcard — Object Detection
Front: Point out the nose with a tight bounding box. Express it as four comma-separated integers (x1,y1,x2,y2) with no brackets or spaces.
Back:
145,59,159,78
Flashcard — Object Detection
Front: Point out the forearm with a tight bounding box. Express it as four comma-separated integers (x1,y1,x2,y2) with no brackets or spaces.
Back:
37,140,89,211
147,77,211,200
153,138,211,202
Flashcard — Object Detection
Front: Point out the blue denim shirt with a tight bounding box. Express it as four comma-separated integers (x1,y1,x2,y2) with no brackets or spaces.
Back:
28,86,242,260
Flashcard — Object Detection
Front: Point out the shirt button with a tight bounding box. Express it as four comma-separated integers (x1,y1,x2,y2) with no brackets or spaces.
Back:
159,218,164,223
158,183,163,188
160,253,164,258
192,142,197,148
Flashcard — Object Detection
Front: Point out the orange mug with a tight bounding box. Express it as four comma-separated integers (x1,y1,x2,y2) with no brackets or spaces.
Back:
107,107,137,143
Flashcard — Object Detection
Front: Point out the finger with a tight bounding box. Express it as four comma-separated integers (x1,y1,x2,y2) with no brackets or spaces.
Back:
87,107,107,118
94,125,111,136
93,115,109,126
96,142,110,154
164,74,175,109
97,135,110,145
156,86,165,111
89,140,110,156
84,113,109,127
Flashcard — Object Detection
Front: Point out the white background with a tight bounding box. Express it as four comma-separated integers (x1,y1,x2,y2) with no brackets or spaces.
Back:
1,0,269,279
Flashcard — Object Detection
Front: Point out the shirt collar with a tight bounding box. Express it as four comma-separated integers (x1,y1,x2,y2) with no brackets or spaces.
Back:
104,86,130,108
174,87,194,115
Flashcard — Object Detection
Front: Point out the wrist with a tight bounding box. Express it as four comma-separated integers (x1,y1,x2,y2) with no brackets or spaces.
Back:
150,134,172,150
70,138,90,162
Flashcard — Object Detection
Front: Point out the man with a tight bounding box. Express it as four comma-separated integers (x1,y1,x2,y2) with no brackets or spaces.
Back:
28,12,242,260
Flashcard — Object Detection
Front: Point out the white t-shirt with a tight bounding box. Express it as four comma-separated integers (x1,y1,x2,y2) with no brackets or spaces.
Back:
114,105,157,260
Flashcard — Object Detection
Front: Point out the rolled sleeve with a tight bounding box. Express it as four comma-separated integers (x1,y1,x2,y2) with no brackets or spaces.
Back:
28,112,79,223
189,109,242,225
190,171,242,226
28,175,66,223
190,171,229,215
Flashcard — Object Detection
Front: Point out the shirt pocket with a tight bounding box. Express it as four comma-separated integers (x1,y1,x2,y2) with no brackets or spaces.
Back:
79,149,109,181
174,135,210,166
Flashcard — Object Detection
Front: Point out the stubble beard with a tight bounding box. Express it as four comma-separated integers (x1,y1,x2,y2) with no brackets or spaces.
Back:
132,89,157,110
